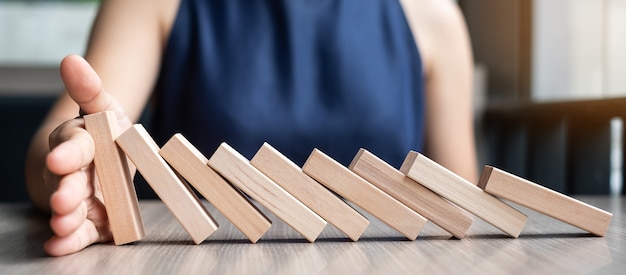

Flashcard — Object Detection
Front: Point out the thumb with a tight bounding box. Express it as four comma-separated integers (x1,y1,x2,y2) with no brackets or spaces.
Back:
60,55,124,116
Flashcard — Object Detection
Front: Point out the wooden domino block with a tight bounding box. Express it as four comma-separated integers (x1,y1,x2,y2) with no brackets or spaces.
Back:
302,149,427,240
478,166,613,236
83,111,144,245
250,143,369,241
159,134,272,243
207,142,327,242
349,148,473,239
116,124,218,244
400,151,528,238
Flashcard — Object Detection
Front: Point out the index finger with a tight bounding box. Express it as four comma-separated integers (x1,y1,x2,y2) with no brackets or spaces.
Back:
47,123,95,176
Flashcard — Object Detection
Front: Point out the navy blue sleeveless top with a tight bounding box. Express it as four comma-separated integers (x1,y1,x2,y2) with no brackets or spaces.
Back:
153,0,425,167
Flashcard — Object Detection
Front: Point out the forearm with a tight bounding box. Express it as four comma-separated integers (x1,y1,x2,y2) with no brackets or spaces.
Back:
403,0,478,183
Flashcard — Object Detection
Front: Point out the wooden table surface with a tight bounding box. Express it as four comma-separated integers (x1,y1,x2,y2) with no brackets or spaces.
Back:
1,196,624,274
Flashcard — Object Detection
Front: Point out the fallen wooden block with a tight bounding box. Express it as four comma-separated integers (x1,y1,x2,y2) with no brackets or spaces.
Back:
349,148,473,239
159,134,272,243
302,149,427,240
207,142,327,242
250,143,369,241
400,151,528,238
478,166,613,236
84,111,144,245
116,124,218,244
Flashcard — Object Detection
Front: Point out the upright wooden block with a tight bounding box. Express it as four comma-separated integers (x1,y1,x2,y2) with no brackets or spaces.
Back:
400,151,528,238
207,142,327,242
478,166,613,236
349,148,473,239
159,134,272,243
302,149,427,240
116,125,218,244
250,143,369,241
83,111,144,245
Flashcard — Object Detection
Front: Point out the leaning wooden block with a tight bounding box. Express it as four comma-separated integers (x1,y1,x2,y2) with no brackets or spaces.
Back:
478,166,613,236
116,125,218,244
302,149,427,240
250,143,369,241
160,134,272,243
400,151,528,238
84,111,144,245
207,142,327,242
349,148,473,239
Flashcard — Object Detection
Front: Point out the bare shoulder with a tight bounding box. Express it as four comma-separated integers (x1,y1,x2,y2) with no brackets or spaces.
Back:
398,0,470,74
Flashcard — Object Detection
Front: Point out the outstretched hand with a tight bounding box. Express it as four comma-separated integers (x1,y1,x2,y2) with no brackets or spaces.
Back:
44,55,133,256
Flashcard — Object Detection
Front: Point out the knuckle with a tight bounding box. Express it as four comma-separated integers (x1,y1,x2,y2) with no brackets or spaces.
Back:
48,118,87,148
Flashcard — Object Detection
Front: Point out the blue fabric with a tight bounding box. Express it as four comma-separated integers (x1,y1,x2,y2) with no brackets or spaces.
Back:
153,0,425,167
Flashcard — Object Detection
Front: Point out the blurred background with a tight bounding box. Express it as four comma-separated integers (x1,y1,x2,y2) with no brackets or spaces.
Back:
460,0,625,197
0,0,98,202
1,0,624,202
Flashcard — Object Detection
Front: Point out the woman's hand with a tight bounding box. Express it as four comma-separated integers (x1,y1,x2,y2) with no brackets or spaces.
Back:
43,55,133,256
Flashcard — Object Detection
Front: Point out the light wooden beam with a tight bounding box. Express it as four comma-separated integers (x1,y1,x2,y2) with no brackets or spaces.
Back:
208,142,327,242
116,125,218,244
84,111,144,245
478,166,613,236
349,148,473,239
160,134,272,243
302,149,426,240
400,151,527,237
251,143,369,241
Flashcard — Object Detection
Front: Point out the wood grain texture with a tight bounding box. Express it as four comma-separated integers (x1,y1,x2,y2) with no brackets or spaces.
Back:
399,151,528,237
207,142,327,242
1,196,623,274
159,134,272,243
83,111,144,245
349,148,473,239
478,166,613,236
250,143,369,241
302,149,426,240
116,125,218,244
